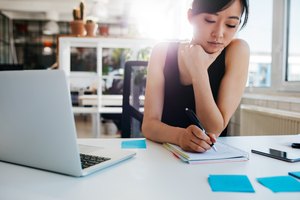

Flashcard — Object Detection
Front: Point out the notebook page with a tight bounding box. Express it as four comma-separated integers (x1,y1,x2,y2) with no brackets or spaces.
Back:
166,142,248,161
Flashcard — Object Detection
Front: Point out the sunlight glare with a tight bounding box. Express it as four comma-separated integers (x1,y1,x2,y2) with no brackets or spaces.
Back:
129,0,192,40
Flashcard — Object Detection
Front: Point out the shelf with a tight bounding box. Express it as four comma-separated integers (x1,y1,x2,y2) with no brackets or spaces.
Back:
78,94,144,107
58,36,156,102
12,20,70,69
58,36,155,137
72,106,122,114
79,94,122,106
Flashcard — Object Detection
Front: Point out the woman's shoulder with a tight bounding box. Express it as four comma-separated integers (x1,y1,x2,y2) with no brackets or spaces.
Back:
150,41,180,63
225,39,250,70
152,41,181,53
152,42,169,54
226,38,250,55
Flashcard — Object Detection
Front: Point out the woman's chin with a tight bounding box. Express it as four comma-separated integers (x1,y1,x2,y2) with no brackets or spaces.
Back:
204,49,218,54
203,47,223,54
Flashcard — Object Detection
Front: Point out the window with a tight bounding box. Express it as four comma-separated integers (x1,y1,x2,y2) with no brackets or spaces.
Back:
237,0,273,87
286,0,300,81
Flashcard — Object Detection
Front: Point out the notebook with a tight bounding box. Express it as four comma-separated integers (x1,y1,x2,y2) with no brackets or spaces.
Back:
0,70,136,177
163,141,249,164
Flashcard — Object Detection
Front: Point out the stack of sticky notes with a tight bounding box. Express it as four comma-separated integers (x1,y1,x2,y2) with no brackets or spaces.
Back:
208,174,255,193
121,139,147,149
257,171,300,193
208,171,300,193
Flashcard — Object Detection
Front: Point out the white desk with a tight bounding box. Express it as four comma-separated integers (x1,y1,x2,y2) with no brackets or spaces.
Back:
1,135,300,200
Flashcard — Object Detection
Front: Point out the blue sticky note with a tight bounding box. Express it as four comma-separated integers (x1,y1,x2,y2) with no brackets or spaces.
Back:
257,176,300,192
121,139,146,149
289,171,300,180
208,174,255,193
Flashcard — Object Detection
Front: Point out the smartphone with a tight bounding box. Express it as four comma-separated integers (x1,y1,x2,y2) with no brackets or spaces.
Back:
291,143,300,149
251,148,300,163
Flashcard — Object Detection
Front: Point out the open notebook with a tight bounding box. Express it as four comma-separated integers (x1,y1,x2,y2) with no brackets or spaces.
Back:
163,142,249,164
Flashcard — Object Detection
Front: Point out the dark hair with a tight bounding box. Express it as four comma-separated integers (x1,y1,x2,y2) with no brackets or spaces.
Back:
191,0,249,29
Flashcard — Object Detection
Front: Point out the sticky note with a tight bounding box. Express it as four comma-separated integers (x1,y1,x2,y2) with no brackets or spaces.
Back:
257,176,300,192
121,139,146,149
289,171,300,179
208,174,255,193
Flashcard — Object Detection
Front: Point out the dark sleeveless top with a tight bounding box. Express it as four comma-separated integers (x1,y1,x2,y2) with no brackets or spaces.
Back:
161,42,228,136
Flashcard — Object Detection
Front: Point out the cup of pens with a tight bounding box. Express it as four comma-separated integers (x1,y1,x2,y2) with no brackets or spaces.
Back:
70,1,86,36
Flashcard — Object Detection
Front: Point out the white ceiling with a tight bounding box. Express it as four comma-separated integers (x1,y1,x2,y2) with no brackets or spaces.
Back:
0,0,143,23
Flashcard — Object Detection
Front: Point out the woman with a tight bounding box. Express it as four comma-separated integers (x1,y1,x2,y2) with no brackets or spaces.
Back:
142,0,250,152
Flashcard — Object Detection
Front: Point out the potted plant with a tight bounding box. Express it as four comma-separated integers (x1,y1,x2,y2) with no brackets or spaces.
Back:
85,20,98,37
70,1,86,36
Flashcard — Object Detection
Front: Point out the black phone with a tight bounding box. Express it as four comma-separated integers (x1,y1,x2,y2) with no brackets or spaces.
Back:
291,143,300,149
251,148,300,163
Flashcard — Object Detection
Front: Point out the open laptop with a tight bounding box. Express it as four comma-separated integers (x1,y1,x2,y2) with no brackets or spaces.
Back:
0,70,136,177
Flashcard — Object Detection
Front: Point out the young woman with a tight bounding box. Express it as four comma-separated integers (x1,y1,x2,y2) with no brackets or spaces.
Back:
142,0,250,152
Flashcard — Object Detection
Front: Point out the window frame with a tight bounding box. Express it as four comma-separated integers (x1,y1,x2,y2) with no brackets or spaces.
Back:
244,0,300,93
284,0,300,84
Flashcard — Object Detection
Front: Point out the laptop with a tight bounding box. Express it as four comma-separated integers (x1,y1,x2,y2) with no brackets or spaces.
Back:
0,70,136,177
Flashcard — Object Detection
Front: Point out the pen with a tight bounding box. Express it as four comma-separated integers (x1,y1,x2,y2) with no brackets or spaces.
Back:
185,108,217,151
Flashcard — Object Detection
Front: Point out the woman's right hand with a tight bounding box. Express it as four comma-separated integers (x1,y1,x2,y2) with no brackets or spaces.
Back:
179,43,223,79
178,125,213,152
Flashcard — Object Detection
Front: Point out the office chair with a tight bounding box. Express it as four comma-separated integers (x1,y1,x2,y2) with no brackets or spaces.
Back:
121,61,148,138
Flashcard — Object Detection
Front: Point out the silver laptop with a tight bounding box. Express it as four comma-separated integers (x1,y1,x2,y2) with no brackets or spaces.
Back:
0,70,136,177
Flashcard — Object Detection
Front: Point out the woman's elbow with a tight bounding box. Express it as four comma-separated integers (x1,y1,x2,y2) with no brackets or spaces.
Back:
208,119,228,136
141,120,151,139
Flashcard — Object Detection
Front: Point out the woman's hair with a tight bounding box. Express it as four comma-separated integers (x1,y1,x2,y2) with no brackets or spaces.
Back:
191,0,249,29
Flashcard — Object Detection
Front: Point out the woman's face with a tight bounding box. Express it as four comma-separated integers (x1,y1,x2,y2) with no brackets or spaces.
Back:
189,0,242,54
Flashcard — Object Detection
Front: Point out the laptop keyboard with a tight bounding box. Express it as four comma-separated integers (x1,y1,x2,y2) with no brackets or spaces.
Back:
80,153,111,169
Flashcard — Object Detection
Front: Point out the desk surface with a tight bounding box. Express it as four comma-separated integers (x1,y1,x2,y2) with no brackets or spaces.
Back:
1,135,300,200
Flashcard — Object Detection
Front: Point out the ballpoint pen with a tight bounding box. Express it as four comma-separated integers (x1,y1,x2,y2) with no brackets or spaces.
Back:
185,108,217,151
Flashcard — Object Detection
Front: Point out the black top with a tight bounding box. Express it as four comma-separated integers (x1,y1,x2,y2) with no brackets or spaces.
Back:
161,42,227,136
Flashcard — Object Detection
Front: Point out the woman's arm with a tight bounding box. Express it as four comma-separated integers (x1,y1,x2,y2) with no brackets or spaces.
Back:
191,39,250,135
142,43,213,152
142,43,183,145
